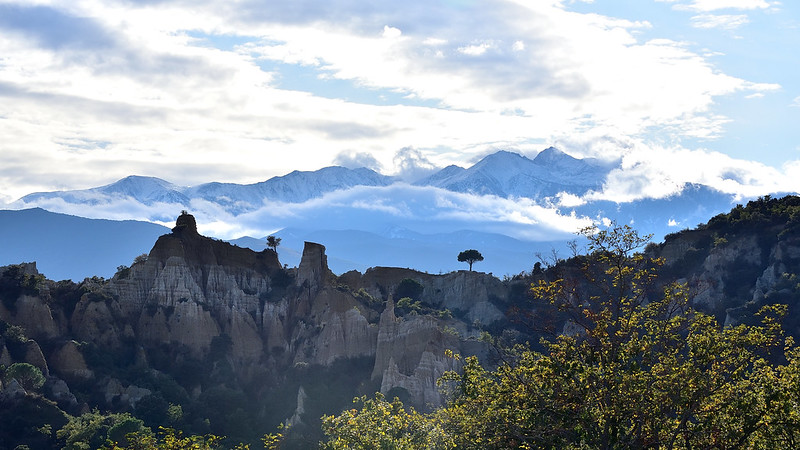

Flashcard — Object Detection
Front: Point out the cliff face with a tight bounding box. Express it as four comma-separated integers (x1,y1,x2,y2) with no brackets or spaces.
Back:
0,213,497,418
650,200,800,334
5,199,800,443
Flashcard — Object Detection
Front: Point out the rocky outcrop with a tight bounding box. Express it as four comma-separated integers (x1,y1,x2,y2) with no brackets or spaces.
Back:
103,378,151,409
296,242,330,295
21,340,49,377
48,340,93,381
0,213,503,413
372,299,463,407
343,267,506,325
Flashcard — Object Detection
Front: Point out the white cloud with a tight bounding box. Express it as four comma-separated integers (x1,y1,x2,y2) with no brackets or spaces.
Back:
382,25,402,39
690,14,749,29
0,0,788,204
13,183,592,241
458,42,493,56
674,0,772,11
792,96,800,107
333,151,383,171
393,147,439,182
584,142,798,203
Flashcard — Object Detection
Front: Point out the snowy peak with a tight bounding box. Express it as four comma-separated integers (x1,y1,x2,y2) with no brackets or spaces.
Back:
99,175,178,194
20,166,396,212
533,146,575,165
16,148,613,214
417,148,611,199
96,175,189,204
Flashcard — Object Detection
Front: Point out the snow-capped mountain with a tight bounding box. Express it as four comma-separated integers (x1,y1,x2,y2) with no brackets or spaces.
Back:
5,147,759,279
415,147,610,198
18,148,609,212
21,166,396,213
185,166,397,212
22,176,191,206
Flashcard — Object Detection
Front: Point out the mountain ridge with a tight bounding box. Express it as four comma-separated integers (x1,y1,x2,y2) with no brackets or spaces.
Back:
18,148,608,209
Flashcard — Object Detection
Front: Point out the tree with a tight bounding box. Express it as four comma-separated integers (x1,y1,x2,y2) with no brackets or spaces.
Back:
320,223,800,448
3,363,45,392
437,223,800,448
266,235,281,253
395,278,424,301
320,394,452,449
457,249,483,271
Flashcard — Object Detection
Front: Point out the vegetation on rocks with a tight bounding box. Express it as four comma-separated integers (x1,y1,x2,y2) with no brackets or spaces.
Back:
3,197,800,449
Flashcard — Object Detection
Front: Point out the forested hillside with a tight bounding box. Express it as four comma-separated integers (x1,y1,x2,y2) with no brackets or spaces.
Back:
2,196,800,449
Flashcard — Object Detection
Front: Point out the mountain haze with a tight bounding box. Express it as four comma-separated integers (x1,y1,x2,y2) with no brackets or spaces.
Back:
5,147,757,279
0,208,169,281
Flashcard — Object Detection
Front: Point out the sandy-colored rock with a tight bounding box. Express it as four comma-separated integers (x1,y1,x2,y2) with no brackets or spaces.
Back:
22,340,49,377
296,242,330,294
49,340,93,381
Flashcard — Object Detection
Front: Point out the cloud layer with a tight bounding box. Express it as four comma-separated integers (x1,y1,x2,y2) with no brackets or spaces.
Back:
0,0,796,205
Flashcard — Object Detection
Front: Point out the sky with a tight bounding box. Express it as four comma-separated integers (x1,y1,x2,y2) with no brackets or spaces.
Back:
0,0,799,205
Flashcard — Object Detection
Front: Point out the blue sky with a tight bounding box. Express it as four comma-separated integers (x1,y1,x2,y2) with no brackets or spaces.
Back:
0,0,798,204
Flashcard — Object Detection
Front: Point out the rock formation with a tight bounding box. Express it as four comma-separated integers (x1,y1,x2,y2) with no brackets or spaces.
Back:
4,198,799,445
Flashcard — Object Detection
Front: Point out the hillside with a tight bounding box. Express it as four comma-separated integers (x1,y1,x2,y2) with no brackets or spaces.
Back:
0,208,169,281
2,197,800,448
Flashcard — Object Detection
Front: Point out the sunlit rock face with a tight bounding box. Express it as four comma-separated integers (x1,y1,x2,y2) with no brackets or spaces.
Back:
6,203,800,422
0,213,501,410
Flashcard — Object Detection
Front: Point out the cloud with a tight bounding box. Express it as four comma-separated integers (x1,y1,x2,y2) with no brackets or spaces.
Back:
458,42,493,56
12,183,592,242
690,14,749,29
333,151,383,170
671,0,772,11
0,0,788,203
584,142,799,203
392,147,440,181
382,25,402,38
792,96,800,107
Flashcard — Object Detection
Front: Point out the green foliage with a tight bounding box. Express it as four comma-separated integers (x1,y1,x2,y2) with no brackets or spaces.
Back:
103,427,226,449
266,235,282,253
3,362,45,392
0,393,69,449
706,195,800,237
58,411,145,450
0,265,44,312
394,278,424,302
320,393,452,449
321,223,800,449
1,321,29,344
457,249,484,271
353,288,380,306
396,297,422,315
115,265,131,280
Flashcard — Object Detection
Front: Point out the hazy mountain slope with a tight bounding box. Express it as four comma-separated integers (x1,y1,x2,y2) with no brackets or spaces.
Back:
0,208,169,281
231,227,566,276
571,184,740,240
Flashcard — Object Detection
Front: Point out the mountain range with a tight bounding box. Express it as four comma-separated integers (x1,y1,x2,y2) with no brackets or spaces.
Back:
19,147,605,210
3,147,764,280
